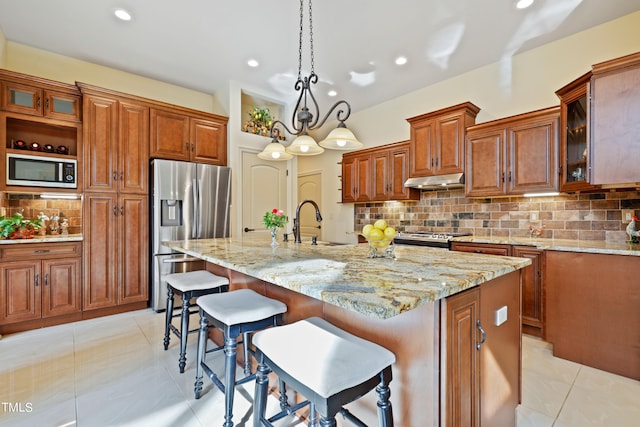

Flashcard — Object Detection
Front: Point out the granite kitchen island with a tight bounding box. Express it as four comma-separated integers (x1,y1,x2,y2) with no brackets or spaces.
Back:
164,235,531,426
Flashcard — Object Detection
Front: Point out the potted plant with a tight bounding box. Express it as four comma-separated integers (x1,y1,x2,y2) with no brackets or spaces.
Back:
0,213,43,239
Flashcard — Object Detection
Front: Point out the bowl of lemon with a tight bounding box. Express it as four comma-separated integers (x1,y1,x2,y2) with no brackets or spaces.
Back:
360,220,396,258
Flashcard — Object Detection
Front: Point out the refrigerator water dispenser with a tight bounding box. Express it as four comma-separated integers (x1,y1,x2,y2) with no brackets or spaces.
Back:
161,199,183,226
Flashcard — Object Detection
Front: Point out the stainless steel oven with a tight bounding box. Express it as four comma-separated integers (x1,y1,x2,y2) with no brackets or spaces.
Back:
394,231,471,249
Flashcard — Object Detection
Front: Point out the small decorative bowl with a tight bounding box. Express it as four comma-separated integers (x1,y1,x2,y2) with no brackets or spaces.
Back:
360,234,395,259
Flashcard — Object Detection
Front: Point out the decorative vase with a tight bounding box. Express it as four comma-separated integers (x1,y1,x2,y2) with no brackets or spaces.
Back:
270,227,279,247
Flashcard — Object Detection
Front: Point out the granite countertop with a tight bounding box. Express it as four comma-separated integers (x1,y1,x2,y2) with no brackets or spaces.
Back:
163,235,530,320
0,234,83,244
453,236,640,256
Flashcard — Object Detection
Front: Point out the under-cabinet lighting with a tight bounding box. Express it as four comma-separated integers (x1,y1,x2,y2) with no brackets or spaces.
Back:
40,193,81,200
523,192,559,198
114,8,132,21
516,0,534,9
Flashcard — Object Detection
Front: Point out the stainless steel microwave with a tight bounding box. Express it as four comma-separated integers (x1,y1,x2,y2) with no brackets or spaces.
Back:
6,152,77,189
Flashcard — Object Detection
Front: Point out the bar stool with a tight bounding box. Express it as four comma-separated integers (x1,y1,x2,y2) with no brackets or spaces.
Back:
252,317,395,427
163,270,230,373
194,288,287,427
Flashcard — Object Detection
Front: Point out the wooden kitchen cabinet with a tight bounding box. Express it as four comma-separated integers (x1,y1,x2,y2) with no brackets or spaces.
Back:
443,272,521,427
452,242,546,339
343,141,419,203
0,242,82,333
466,107,559,197
150,107,228,165
372,141,420,201
512,246,545,338
342,152,372,203
590,51,640,186
546,250,640,380
80,85,149,194
555,72,600,193
1,70,81,122
83,193,148,312
407,102,480,178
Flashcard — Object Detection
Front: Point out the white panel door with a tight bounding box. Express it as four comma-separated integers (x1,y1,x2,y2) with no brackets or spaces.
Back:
241,151,288,236
297,172,322,240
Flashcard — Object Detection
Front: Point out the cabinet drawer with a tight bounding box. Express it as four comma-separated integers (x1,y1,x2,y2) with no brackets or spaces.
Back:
451,242,511,256
0,242,82,260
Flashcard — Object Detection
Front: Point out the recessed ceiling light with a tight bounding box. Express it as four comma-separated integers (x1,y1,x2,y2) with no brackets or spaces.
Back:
395,56,408,66
516,0,534,9
328,90,337,97
247,59,259,68
114,8,132,21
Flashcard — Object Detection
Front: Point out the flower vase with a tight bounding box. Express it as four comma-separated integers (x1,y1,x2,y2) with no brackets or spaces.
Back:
270,227,279,247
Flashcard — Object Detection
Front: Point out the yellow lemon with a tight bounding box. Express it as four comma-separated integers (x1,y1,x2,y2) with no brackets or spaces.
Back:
362,224,374,237
384,226,396,239
374,219,387,230
368,228,384,242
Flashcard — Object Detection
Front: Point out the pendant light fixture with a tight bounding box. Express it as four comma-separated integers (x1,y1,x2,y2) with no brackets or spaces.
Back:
258,0,362,161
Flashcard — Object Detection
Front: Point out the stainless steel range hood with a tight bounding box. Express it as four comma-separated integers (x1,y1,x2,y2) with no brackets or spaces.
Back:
404,173,465,190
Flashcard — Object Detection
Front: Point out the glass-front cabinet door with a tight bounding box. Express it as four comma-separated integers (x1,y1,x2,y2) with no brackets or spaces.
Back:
2,81,80,121
555,72,599,192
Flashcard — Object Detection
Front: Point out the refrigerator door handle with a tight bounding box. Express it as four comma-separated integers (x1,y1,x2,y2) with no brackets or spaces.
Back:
192,177,199,239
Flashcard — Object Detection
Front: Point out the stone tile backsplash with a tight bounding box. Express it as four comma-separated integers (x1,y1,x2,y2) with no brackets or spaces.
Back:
0,193,82,235
354,189,640,242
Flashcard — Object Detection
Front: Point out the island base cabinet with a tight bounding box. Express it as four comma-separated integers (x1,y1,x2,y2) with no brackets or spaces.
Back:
546,251,640,380
442,272,521,427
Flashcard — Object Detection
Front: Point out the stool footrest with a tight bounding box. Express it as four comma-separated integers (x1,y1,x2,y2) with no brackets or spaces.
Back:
339,408,367,427
266,400,310,424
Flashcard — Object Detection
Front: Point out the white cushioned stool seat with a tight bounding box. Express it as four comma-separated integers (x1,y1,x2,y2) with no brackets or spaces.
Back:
163,270,229,374
165,270,229,292
253,316,396,398
196,288,287,326
194,288,288,427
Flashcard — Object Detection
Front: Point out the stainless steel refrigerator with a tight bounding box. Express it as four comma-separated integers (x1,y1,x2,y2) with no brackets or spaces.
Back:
150,159,231,311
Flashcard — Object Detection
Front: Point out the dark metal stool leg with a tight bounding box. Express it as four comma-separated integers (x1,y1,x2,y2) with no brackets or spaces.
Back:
279,378,288,410
163,286,174,350
243,331,251,376
194,313,208,399
376,381,393,427
319,417,336,427
223,334,238,427
308,402,318,427
178,294,190,373
253,357,270,427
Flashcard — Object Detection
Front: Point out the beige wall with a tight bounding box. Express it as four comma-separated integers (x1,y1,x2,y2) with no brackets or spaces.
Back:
4,42,225,115
0,28,6,68
300,11,640,243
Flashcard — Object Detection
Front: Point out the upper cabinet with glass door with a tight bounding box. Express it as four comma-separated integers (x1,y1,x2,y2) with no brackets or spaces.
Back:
555,72,599,192
1,70,81,122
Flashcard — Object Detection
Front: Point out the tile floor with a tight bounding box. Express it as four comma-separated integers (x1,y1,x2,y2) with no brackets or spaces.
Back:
0,309,638,426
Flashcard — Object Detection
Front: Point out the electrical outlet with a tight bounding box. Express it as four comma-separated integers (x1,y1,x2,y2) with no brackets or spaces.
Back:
622,209,634,223
530,212,539,221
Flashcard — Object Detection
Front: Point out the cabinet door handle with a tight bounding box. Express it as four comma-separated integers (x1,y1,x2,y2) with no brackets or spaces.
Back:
508,171,512,182
119,172,124,181
185,142,190,152
501,172,505,183
45,273,49,287
37,96,41,109
476,320,486,350
191,142,194,152
113,171,118,181
45,98,49,111
33,249,50,254
120,206,124,215
113,206,118,216
35,273,40,287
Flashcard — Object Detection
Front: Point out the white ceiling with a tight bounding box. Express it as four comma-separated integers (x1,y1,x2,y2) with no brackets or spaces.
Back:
1,0,639,115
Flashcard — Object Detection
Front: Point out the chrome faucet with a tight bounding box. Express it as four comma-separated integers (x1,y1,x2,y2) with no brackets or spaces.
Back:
293,199,323,244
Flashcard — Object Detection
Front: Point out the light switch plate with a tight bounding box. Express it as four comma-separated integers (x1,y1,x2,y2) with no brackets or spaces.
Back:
495,306,508,326
622,209,634,223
